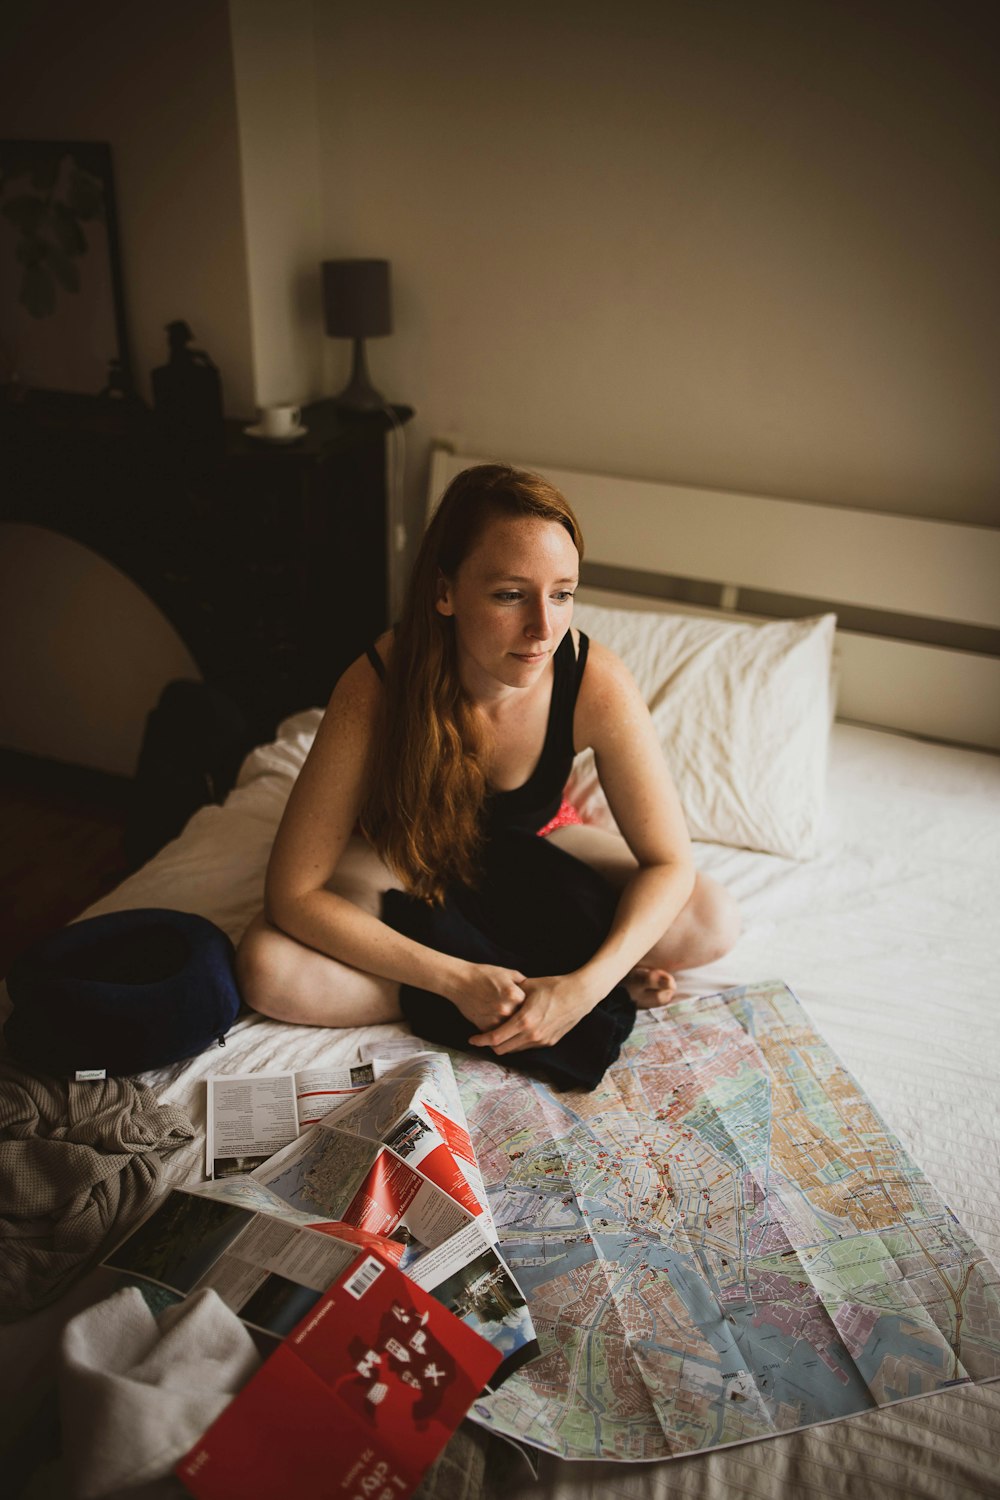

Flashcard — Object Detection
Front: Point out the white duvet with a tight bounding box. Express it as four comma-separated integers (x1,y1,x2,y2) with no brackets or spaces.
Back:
4,715,998,1499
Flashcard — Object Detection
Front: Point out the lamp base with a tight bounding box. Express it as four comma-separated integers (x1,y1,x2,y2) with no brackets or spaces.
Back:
332,337,386,412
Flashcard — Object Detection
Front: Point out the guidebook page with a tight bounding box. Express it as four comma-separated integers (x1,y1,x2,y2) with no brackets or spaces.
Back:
102,1187,361,1338
205,1063,374,1178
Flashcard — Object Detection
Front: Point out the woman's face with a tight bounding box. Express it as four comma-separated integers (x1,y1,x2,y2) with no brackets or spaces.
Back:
436,513,580,694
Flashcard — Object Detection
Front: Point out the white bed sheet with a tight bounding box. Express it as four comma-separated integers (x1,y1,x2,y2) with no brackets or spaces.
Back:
4,715,999,1499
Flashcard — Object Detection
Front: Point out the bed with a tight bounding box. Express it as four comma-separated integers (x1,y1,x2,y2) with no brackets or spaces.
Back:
3,450,999,1499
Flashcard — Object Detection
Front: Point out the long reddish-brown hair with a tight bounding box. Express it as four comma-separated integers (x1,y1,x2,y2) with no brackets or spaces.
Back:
359,463,584,902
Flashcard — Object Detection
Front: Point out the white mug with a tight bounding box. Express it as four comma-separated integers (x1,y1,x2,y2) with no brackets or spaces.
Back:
258,403,301,438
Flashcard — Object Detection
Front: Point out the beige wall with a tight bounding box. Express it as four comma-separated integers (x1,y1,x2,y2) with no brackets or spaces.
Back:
0,0,255,416
229,0,326,411
4,0,994,520
314,0,1000,541
3,1,995,511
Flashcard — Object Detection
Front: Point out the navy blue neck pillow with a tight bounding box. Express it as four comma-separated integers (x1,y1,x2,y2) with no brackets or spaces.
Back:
4,908,241,1078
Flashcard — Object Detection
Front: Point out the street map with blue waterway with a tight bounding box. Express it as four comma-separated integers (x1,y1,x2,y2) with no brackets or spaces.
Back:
453,980,1000,1460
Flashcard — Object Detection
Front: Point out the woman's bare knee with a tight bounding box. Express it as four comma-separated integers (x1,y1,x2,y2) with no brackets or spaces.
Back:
235,914,293,1019
235,911,401,1028
648,874,741,972
236,835,404,1027
547,825,740,973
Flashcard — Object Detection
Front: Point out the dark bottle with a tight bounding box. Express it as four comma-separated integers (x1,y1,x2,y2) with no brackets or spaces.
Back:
152,319,224,451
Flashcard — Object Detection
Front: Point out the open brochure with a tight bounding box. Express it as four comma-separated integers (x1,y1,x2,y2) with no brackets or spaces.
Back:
175,1249,501,1500
205,1061,376,1178
102,1186,375,1339
250,1051,494,1245
245,1051,538,1385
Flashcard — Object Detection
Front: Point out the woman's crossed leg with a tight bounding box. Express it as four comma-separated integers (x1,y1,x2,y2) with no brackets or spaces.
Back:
236,825,740,1026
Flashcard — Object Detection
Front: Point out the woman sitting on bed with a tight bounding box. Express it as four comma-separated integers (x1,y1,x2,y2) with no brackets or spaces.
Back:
237,463,739,1062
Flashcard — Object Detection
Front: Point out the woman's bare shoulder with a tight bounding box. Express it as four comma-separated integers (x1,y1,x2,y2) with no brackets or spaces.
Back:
574,634,648,748
329,629,395,704
579,634,639,695
368,628,395,670
319,650,385,744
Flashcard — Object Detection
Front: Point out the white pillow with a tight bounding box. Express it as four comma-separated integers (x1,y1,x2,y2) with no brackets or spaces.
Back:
568,599,837,859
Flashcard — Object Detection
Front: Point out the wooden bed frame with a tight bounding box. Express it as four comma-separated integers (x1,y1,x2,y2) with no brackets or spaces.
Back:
428,446,1000,752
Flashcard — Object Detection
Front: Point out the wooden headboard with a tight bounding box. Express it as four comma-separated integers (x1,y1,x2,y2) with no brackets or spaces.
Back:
428,447,1000,752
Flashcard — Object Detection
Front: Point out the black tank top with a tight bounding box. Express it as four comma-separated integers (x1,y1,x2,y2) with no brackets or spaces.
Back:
365,630,590,836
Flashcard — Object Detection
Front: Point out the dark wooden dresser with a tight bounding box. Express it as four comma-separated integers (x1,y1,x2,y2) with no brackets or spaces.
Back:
2,393,414,744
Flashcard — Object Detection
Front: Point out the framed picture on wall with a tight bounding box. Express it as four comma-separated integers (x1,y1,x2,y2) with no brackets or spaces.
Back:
0,139,132,398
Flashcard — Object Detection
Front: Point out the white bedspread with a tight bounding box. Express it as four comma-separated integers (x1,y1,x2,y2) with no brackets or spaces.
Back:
3,717,998,1499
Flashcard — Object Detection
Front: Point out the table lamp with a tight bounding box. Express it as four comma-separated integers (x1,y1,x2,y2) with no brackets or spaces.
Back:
321,258,392,411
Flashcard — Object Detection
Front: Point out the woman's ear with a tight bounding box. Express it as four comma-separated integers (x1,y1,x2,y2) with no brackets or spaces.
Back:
435,572,455,617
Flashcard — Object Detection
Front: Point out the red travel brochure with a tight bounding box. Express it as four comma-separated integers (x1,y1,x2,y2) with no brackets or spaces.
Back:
176,1249,501,1500
305,1219,405,1267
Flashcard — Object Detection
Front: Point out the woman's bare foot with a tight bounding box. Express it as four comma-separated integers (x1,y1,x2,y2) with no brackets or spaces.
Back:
625,966,678,1009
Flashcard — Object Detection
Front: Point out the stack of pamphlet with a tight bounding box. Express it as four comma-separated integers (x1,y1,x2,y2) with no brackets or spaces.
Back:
101,1049,539,1497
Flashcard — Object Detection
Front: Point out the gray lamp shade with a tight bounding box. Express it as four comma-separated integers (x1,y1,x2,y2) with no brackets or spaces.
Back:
322,259,392,339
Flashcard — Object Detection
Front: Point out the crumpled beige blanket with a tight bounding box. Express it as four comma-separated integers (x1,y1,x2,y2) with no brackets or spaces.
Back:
0,1063,194,1319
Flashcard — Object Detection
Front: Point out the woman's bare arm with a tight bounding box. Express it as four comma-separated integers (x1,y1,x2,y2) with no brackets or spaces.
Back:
264,654,525,1028
569,638,695,992
472,639,694,1052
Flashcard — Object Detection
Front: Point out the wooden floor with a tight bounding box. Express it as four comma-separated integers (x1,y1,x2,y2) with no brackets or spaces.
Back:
0,751,131,979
